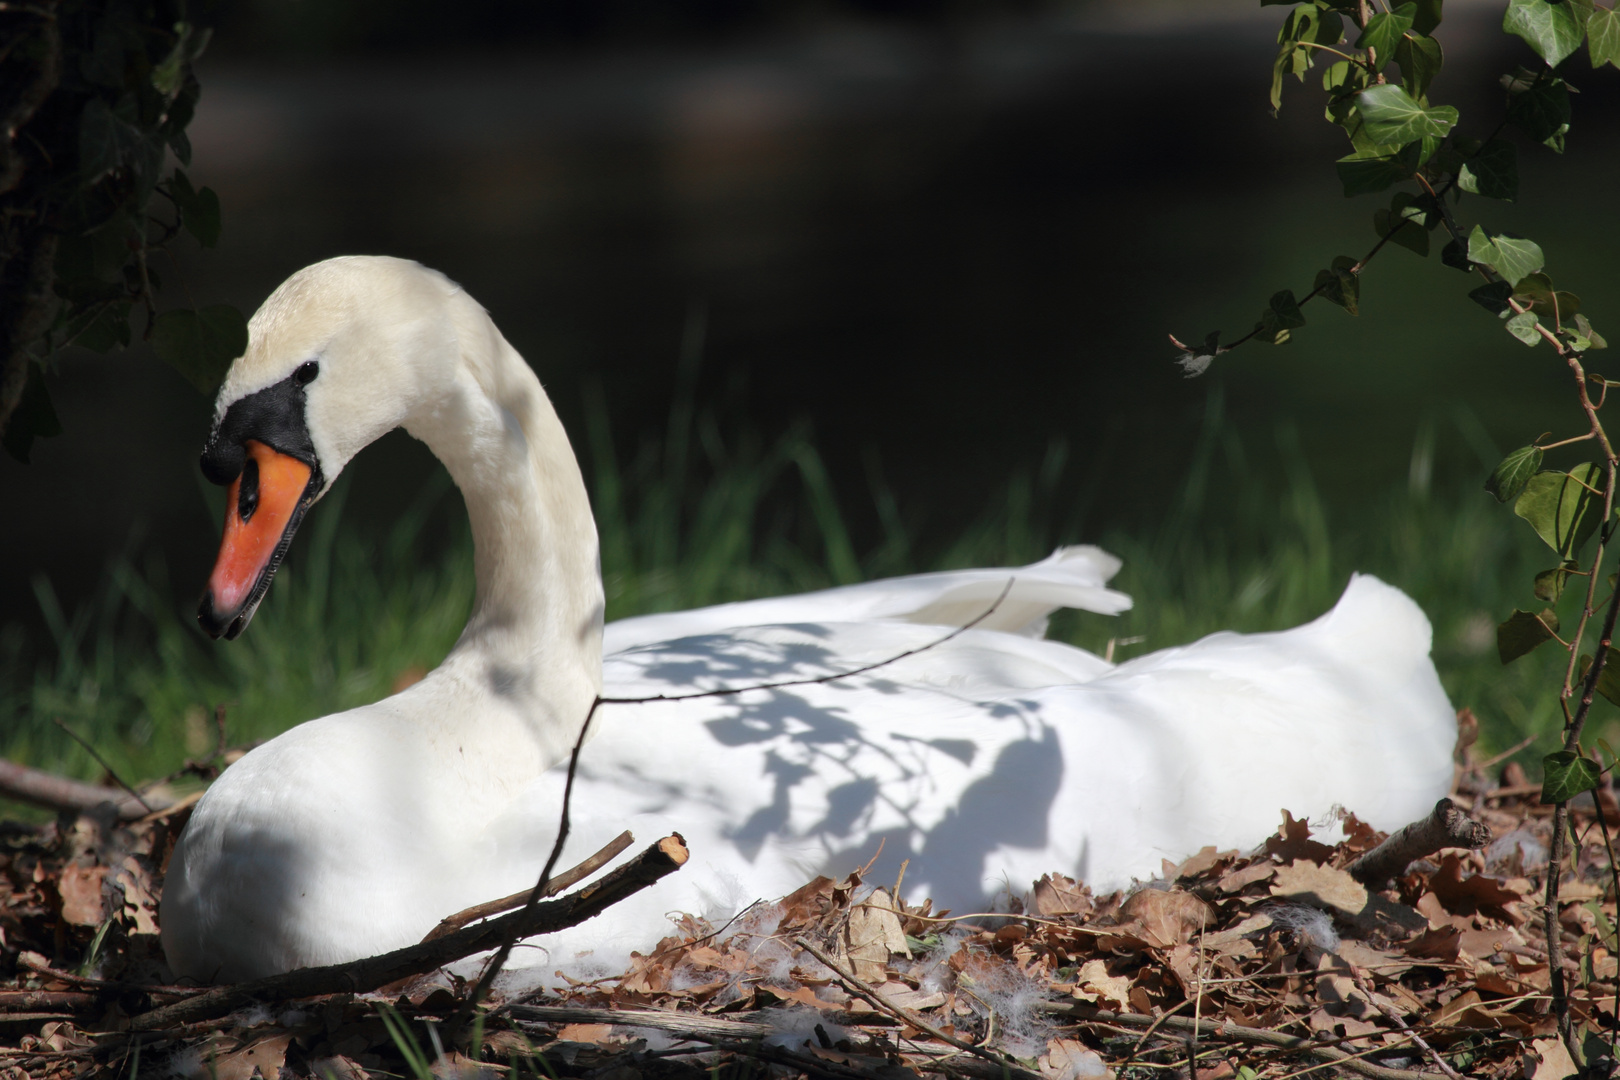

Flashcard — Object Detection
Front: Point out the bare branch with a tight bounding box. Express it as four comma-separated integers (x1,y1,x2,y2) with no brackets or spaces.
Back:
127,834,689,1031
0,757,172,820
422,830,634,943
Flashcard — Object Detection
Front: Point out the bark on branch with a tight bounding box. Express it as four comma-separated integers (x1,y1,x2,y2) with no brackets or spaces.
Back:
1347,798,1491,887
128,833,689,1031
422,830,634,943
0,757,173,820
1051,1004,1440,1080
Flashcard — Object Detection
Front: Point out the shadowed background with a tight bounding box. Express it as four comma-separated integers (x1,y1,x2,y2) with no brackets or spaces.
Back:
3,0,1619,796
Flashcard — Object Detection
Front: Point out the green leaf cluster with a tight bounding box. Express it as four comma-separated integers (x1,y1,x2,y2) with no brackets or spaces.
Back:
2,0,244,463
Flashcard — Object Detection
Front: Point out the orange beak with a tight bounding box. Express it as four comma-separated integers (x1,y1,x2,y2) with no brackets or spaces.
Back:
198,440,315,640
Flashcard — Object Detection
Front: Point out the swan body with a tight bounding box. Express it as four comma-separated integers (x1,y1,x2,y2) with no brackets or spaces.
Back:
159,257,1457,984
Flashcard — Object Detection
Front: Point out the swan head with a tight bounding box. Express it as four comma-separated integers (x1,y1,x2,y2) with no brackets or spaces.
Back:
196,256,464,639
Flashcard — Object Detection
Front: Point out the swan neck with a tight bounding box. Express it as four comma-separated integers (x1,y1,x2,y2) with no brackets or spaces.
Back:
405,296,604,762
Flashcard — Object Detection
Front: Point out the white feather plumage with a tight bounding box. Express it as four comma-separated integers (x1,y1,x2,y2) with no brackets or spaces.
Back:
159,256,1456,983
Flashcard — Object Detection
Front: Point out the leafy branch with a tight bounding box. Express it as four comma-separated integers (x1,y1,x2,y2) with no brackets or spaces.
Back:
0,0,247,463
1187,0,1618,1059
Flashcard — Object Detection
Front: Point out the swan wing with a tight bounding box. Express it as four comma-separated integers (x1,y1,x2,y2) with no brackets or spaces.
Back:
603,545,1131,653
485,573,1452,977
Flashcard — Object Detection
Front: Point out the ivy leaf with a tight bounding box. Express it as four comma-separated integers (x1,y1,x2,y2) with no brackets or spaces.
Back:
1467,226,1545,285
1469,280,1514,314
1,362,63,464
1356,3,1417,62
1534,563,1578,603
170,170,222,248
1395,33,1444,98
1412,0,1444,36
1596,648,1620,707
150,305,249,393
69,302,132,353
1456,138,1519,201
1506,310,1542,345
1514,464,1605,559
1486,445,1544,502
1335,147,1413,196
1542,750,1602,805
1355,84,1459,145
1313,255,1361,315
1591,7,1620,69
1570,314,1608,352
1506,74,1572,150
1498,608,1560,664
1271,5,1345,111
1441,238,1472,271
78,98,149,187
1268,289,1306,329
1504,0,1594,69
1172,330,1221,378
1373,208,1429,256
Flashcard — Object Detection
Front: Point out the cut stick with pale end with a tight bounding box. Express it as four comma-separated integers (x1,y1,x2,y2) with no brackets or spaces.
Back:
1347,797,1491,886
422,830,635,942
128,833,689,1031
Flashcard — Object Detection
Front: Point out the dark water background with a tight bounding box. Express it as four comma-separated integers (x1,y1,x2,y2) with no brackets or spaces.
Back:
3,2,1618,628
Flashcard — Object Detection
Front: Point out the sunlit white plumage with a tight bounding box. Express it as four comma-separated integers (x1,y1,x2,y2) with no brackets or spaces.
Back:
159,257,1457,984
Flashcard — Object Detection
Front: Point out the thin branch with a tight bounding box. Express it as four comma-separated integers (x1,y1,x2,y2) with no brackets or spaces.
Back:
423,830,635,943
1048,1004,1437,1080
794,936,1040,1080
126,833,689,1031
598,578,1015,706
50,718,152,814
0,756,170,820
1350,971,1463,1080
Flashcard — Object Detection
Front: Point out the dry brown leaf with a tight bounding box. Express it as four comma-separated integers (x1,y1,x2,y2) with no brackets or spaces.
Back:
1270,860,1367,917
1404,925,1462,960
1216,863,1276,894
1529,1036,1579,1080
764,984,846,1010
1334,940,1413,976
1039,1036,1112,1080
1428,854,1531,923
1118,887,1212,948
55,865,106,928
844,887,910,982
1167,846,1225,881
1032,874,1090,917
555,1023,614,1044
1264,810,1334,865
1073,959,1131,1010
1306,1007,1382,1043
880,985,947,1011
211,1034,290,1080
309,1055,371,1080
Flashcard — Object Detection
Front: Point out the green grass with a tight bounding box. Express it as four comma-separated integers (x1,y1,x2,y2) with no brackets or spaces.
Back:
1,391,1601,814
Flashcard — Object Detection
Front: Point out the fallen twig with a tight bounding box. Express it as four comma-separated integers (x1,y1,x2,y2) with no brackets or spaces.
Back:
127,833,689,1030
1348,798,1491,886
423,830,635,943
1048,1004,1442,1080
793,935,1042,1080
0,757,172,820
1351,970,1464,1080
507,1005,871,1080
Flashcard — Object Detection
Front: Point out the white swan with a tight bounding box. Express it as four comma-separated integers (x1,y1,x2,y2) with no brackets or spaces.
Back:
159,256,1458,984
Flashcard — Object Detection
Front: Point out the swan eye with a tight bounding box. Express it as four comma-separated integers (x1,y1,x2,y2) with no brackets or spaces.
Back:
294,361,319,386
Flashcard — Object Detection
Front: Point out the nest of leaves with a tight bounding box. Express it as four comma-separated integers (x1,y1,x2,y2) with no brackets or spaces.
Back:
2,743,1616,1080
